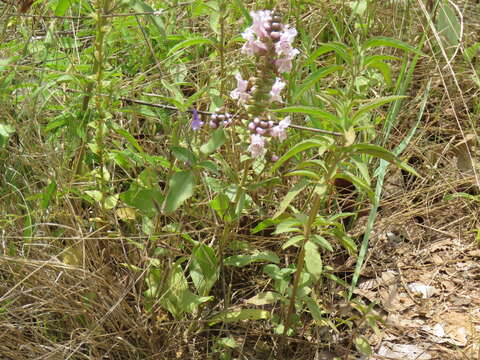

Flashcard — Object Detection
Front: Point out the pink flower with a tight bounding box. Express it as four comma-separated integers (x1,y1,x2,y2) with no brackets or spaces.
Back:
230,73,250,104
250,10,272,39
269,77,286,103
248,134,266,158
241,28,268,56
270,116,291,142
274,26,299,73
275,26,298,56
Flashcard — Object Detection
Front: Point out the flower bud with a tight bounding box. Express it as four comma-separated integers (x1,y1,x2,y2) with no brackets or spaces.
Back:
271,155,279,162
256,127,267,135
209,121,218,129
270,31,281,42
271,22,282,32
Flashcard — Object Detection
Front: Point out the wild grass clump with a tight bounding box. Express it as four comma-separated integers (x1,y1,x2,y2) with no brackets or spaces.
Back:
0,0,478,359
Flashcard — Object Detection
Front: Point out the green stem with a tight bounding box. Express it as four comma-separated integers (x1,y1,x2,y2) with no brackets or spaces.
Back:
282,193,322,337
93,0,108,208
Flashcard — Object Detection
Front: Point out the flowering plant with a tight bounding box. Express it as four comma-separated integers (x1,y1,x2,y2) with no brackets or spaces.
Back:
192,10,299,159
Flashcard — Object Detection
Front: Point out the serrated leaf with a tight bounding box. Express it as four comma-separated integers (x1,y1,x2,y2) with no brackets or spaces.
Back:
305,241,322,280
163,170,195,214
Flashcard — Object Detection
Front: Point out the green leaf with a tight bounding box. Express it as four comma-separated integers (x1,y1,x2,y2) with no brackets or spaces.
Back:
437,2,461,47
348,143,420,177
274,179,309,218
305,241,322,280
303,295,326,324
54,0,71,16
40,181,57,210
274,218,302,235
292,65,343,103
200,128,227,154
127,0,166,39
334,230,357,254
171,146,197,165
224,251,280,267
352,95,406,123
334,172,374,201
210,193,231,221
167,37,215,57
362,37,425,56
163,170,196,214
305,42,351,66
354,336,372,356
282,235,305,250
232,0,252,24
208,308,270,326
112,126,144,153
246,291,281,305
157,262,212,318
272,106,340,126
190,244,219,296
271,138,327,172
311,234,333,252
0,123,15,148
285,170,321,180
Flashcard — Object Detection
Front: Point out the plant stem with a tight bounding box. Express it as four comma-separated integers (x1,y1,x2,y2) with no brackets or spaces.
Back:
282,192,322,336
93,0,108,208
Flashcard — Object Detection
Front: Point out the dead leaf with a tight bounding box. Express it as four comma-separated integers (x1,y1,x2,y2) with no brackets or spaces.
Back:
377,341,432,359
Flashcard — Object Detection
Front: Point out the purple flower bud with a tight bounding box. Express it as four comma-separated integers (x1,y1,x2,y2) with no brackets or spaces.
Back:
256,127,267,135
209,121,218,129
271,155,279,162
191,109,204,131
253,118,261,125
268,121,274,128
